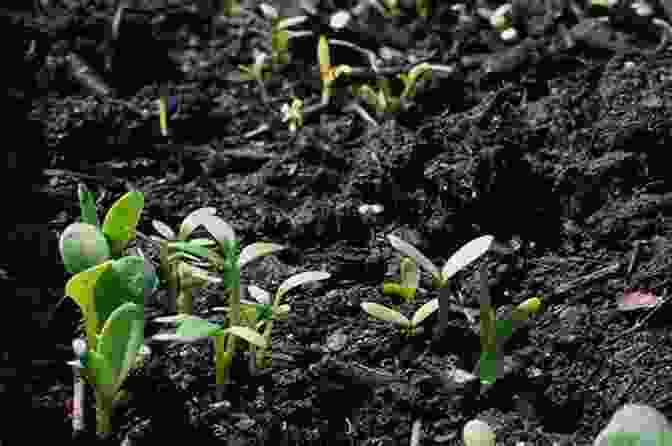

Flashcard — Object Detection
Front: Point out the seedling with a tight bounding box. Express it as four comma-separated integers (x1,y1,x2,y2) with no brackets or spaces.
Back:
281,97,304,133
152,213,285,395
354,63,432,120
387,233,494,336
153,314,267,394
59,183,144,274
382,257,418,306
476,262,544,385
318,35,352,106
213,271,330,369
238,49,272,103
64,253,156,439
361,299,438,337
69,302,144,439
149,207,224,313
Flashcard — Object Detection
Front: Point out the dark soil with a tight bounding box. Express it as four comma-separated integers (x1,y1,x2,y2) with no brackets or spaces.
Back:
11,0,672,444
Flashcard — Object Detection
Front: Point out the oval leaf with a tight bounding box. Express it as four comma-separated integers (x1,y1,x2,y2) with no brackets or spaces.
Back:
78,183,99,227
94,257,147,327
65,260,115,348
222,326,267,348
178,207,217,241
175,316,223,340
200,215,236,250
411,298,439,327
152,219,176,240
239,242,286,268
361,302,410,327
102,190,144,257
59,223,111,275
387,234,439,279
441,235,494,281
276,271,331,301
97,302,144,399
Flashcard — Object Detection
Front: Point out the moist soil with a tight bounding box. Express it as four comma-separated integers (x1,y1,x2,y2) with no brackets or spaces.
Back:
12,0,672,445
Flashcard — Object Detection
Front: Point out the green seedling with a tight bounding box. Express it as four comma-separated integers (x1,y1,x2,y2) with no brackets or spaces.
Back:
64,253,155,439
387,233,494,336
153,314,267,392
60,183,144,274
361,299,438,337
281,97,304,133
70,302,145,439
64,255,156,351
213,271,330,369
382,257,418,306
318,34,352,106
238,49,272,103
153,213,286,394
150,207,224,313
476,262,544,385
354,63,432,120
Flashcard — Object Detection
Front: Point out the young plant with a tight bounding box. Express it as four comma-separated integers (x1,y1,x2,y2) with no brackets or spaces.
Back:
238,49,272,103
59,183,144,274
213,271,331,369
149,207,224,313
386,233,494,335
64,253,156,439
318,34,352,106
354,63,432,120
476,262,544,385
153,314,267,394
281,97,304,133
152,213,286,395
382,257,418,306
69,302,144,440
361,298,438,337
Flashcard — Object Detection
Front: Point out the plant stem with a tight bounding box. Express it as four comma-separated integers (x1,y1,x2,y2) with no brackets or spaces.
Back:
222,284,241,391
95,392,113,440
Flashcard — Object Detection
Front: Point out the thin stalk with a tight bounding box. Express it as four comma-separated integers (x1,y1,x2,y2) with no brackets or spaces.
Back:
95,391,113,440
222,284,241,392
71,364,86,435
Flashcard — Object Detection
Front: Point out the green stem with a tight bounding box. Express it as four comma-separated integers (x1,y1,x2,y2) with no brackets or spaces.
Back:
222,284,241,390
177,288,193,314
95,392,113,440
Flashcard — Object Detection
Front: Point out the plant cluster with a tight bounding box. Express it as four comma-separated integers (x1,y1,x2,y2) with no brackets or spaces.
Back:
57,183,548,441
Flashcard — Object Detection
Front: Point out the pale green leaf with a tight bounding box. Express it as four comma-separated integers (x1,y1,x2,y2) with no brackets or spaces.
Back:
239,243,286,268
441,235,494,281
387,234,440,279
222,326,267,348
361,302,410,328
101,190,144,257
276,271,330,301
177,207,217,241
411,298,439,326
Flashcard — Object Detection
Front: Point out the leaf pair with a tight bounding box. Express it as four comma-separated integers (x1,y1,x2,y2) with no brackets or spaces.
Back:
61,184,144,274
65,256,155,351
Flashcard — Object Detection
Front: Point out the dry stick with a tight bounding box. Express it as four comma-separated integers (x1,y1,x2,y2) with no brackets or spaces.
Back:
410,419,423,446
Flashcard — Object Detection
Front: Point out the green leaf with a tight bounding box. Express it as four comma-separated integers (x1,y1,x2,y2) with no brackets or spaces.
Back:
94,257,146,327
239,243,286,268
603,432,672,446
361,302,411,328
276,271,330,302
199,215,236,252
175,316,223,341
222,326,267,348
102,190,144,257
96,302,144,399
411,298,439,327
177,207,217,241
65,261,114,349
387,235,440,282
167,241,217,260
441,235,494,281
59,223,112,275
78,183,99,227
